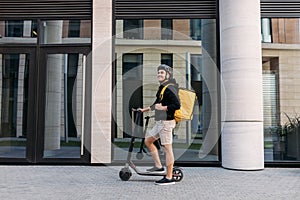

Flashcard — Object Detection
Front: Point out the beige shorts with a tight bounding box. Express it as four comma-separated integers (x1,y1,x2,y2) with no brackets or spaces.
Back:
146,120,176,145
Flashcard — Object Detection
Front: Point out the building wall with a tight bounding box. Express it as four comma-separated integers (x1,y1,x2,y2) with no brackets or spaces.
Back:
144,20,161,40
0,0,299,165
272,18,300,44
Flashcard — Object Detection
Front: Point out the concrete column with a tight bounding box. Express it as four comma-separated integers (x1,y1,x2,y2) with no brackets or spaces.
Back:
44,21,63,150
23,20,32,37
200,19,219,157
91,0,112,163
220,0,264,170
16,55,26,137
115,20,123,38
261,18,272,43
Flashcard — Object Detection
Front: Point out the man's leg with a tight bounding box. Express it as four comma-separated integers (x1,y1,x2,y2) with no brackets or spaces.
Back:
145,136,162,168
163,144,174,179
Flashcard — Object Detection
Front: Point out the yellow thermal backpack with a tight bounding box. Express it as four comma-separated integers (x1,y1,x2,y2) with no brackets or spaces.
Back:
160,84,197,123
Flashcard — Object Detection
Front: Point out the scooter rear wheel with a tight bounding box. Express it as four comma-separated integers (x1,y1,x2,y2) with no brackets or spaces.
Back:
119,167,132,181
172,167,183,182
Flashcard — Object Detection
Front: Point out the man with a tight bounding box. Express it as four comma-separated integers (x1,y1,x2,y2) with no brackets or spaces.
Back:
138,64,180,185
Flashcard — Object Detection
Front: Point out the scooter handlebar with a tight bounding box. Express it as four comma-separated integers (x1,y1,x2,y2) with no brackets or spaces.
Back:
132,108,142,113
132,108,154,118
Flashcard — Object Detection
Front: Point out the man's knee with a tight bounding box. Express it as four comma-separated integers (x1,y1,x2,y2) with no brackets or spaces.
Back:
163,144,173,153
144,137,153,147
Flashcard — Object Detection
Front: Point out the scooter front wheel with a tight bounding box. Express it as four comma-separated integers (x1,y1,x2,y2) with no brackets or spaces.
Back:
136,152,144,160
119,167,132,181
172,167,183,182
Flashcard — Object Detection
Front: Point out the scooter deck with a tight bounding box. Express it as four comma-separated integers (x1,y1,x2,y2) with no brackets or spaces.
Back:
128,161,167,176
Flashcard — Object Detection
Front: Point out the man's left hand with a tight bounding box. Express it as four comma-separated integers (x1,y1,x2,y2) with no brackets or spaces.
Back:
155,103,167,111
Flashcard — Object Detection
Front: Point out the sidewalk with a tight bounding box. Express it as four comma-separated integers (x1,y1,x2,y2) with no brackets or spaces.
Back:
0,165,299,200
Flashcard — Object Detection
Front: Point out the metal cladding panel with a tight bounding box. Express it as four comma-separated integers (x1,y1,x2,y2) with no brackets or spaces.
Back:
1,1,300,20
0,0,92,19
114,0,217,19
261,0,300,17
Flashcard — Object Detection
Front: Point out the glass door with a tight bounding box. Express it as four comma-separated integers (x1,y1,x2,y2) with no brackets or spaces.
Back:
37,47,90,163
0,47,36,162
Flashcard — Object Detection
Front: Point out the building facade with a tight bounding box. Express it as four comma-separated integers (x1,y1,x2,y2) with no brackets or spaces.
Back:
0,0,299,169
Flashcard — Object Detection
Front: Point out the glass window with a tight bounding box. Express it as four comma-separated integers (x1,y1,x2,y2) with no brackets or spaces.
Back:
262,18,300,162
0,53,30,158
123,20,144,39
0,20,37,44
40,20,91,44
114,19,219,163
161,54,173,67
44,53,86,158
161,19,173,40
121,54,143,138
190,19,201,40
68,20,81,37
6,20,23,37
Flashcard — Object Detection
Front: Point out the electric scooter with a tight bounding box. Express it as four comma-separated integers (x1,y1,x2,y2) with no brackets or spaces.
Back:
119,109,183,182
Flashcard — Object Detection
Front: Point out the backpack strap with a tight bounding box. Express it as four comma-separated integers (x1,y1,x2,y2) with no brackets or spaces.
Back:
159,83,174,100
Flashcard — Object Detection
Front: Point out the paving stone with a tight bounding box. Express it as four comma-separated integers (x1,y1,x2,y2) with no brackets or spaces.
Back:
0,166,299,200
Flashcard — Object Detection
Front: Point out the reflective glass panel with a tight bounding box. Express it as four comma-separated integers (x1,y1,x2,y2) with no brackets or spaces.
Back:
43,53,86,158
0,53,29,158
40,20,91,44
262,18,300,162
113,19,219,163
0,20,37,44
